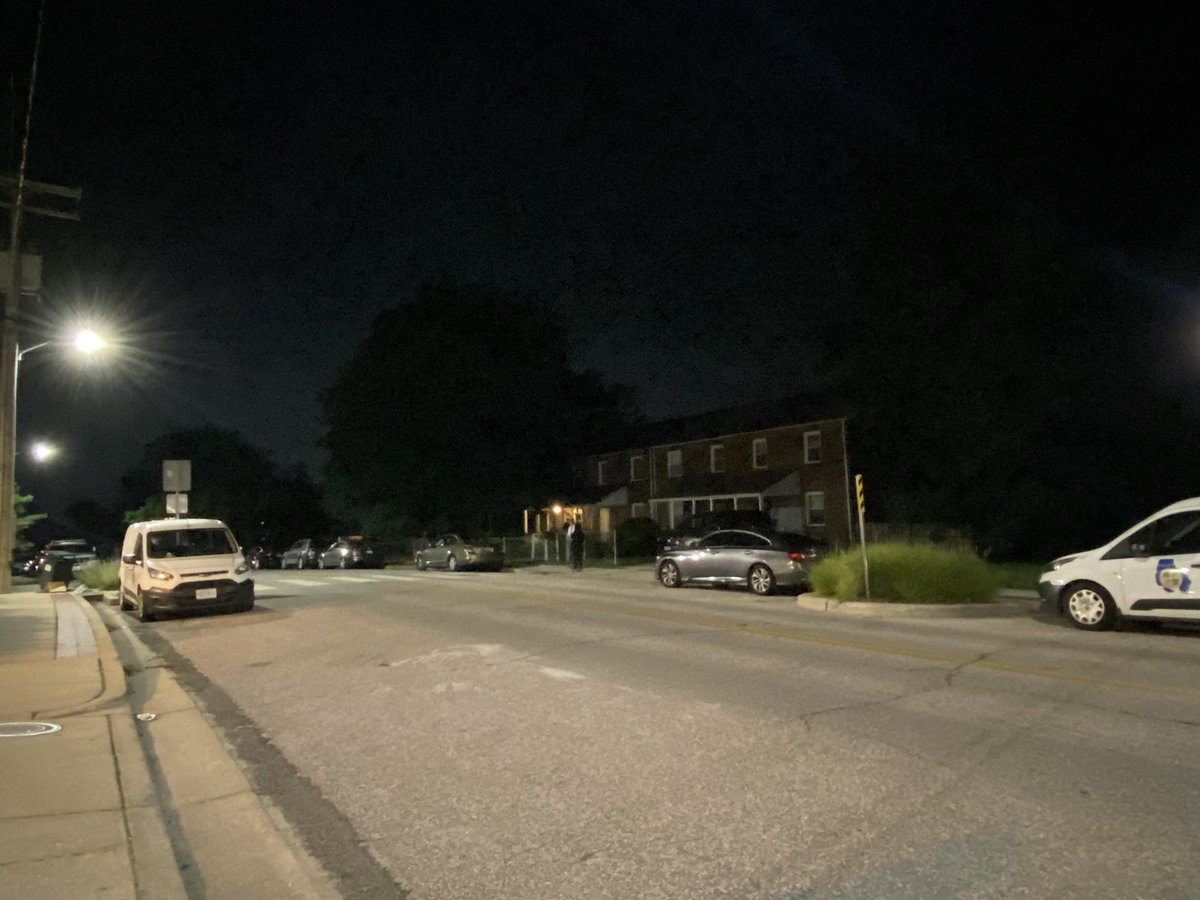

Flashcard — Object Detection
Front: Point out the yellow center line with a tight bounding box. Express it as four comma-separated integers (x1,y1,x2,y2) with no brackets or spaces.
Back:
519,593,1200,702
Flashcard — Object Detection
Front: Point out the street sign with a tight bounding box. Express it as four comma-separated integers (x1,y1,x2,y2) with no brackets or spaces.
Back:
163,459,191,492
165,492,189,515
854,473,870,600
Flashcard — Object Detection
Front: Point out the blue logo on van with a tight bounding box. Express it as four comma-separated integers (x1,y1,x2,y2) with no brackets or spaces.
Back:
1156,559,1191,593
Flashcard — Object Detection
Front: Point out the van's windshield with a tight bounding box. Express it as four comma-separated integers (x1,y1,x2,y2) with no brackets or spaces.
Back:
146,528,237,559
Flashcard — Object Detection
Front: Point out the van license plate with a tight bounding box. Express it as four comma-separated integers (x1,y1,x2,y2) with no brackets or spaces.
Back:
196,588,217,600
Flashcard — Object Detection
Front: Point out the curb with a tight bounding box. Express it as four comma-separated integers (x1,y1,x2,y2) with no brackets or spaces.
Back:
796,594,1043,618
37,593,129,718
94,604,342,899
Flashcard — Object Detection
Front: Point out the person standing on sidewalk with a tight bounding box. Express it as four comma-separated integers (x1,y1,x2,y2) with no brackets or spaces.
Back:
568,517,586,571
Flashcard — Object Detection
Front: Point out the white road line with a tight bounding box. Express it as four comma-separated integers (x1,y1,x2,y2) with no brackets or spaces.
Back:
279,578,323,587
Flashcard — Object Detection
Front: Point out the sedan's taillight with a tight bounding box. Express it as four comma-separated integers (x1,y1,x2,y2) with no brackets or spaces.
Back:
788,551,811,562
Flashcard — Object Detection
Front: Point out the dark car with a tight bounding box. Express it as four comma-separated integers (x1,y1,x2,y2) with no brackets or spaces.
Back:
317,537,385,569
28,539,99,577
655,528,827,595
244,546,281,569
660,509,776,551
11,554,37,577
280,538,322,569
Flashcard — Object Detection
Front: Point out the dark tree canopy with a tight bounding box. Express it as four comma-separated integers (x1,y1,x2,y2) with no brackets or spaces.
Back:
119,427,330,548
322,283,636,533
822,153,1200,559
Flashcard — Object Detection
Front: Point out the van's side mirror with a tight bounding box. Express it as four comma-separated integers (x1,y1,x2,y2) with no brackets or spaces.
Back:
121,553,137,565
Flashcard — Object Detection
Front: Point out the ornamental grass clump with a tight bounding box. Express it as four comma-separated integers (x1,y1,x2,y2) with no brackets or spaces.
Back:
74,560,120,591
809,542,1004,604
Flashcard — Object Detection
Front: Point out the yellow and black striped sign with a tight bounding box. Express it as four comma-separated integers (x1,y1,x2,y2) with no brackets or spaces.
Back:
855,474,865,514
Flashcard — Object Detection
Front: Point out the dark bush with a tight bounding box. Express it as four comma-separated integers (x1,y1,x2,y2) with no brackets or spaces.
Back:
616,517,660,558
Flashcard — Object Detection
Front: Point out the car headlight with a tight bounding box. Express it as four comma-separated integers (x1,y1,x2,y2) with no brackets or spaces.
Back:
1049,556,1077,571
147,565,174,582
235,562,250,575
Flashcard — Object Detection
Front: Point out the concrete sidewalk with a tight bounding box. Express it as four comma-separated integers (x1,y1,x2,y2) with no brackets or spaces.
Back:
0,589,339,899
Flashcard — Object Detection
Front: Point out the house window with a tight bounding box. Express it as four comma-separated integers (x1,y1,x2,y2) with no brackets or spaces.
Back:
631,502,649,518
805,491,826,527
667,449,683,478
804,430,822,464
597,460,609,485
752,438,768,469
710,443,724,473
630,455,647,481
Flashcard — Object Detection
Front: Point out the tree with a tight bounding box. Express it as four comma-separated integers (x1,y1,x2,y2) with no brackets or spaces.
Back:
822,150,1187,559
119,427,330,547
14,484,47,554
64,500,123,548
322,283,636,533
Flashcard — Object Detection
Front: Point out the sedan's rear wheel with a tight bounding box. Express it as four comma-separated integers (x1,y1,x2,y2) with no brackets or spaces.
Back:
416,556,427,571
1064,582,1119,630
339,556,348,569
448,554,459,572
658,560,681,588
748,563,776,596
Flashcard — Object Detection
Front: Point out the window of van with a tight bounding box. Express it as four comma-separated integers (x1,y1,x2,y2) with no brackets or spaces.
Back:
1104,511,1200,559
146,528,237,559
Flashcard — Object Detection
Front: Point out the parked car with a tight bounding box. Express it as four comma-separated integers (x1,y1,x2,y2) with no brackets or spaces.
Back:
318,537,384,569
655,528,825,596
660,509,776,551
28,539,99,577
11,554,37,576
1040,496,1200,630
414,534,503,572
244,546,281,570
280,539,322,569
118,518,253,621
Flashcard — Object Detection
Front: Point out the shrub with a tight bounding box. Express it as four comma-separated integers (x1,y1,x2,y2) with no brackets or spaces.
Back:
616,516,660,558
75,560,120,591
809,542,1005,604
991,561,1045,591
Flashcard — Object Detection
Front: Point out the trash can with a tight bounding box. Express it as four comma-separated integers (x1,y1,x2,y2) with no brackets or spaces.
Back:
38,553,74,591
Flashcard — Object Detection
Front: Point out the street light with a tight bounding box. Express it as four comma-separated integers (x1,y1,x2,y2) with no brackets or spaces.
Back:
0,328,107,591
17,328,106,363
29,440,57,463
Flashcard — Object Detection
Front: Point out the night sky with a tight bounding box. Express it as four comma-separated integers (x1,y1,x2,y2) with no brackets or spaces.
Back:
4,1,1198,520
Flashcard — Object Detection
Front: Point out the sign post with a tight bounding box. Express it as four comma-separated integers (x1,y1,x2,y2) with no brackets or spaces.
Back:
855,473,870,600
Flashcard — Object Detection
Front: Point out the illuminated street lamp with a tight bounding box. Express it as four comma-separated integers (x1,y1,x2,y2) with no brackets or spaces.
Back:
29,440,57,463
16,328,106,363
0,327,107,591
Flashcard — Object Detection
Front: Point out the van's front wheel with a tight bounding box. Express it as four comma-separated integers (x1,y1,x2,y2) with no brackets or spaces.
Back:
1064,582,1118,630
135,589,154,623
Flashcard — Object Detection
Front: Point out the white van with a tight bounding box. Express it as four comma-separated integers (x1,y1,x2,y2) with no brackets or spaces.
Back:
119,518,254,621
1039,497,1200,630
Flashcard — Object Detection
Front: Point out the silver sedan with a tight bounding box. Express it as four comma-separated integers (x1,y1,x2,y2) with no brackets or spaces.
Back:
655,529,819,596
415,534,504,572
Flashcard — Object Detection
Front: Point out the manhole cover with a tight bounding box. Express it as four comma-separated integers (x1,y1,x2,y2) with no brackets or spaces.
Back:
0,722,62,738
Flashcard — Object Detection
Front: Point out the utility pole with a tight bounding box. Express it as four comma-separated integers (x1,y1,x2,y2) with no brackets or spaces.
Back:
1,0,80,592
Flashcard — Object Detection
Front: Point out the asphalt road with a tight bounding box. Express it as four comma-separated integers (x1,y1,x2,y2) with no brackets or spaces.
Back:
126,566,1200,900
